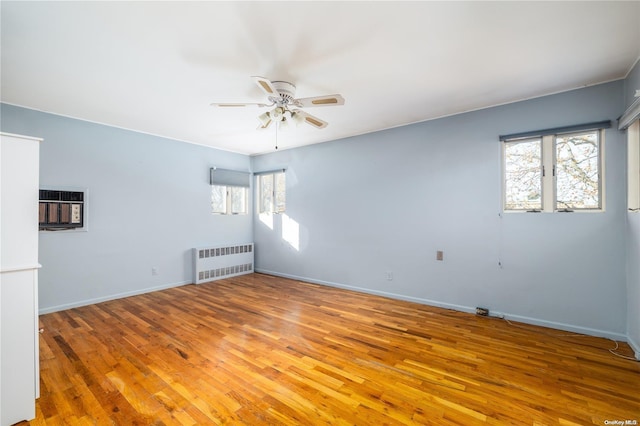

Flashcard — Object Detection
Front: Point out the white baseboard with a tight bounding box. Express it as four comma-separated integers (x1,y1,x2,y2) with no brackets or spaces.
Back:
492,312,628,342
256,269,476,313
627,335,640,360
256,269,629,342
38,280,191,315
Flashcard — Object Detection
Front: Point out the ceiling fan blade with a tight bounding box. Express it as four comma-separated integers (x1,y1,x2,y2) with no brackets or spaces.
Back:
210,102,269,107
294,94,345,108
293,110,328,129
252,76,279,97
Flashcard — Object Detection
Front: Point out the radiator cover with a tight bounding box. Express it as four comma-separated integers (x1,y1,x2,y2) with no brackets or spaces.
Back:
192,243,254,284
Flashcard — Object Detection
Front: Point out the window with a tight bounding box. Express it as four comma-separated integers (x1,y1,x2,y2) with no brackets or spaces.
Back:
258,170,286,214
629,120,640,211
230,186,248,214
503,138,542,211
211,185,227,214
211,185,248,215
209,168,250,215
502,128,604,212
555,131,601,210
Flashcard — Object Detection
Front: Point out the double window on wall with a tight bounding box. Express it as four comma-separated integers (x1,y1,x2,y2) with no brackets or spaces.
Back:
619,91,640,211
502,122,609,212
210,168,250,215
210,168,287,215
628,119,640,212
211,185,248,215
257,170,286,214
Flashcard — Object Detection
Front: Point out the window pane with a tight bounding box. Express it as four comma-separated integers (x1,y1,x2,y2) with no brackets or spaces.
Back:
230,186,247,214
259,174,274,213
211,185,227,214
275,172,286,213
555,131,600,209
504,139,542,210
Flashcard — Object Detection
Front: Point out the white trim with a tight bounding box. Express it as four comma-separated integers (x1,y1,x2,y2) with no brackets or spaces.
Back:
1,264,42,273
0,131,43,143
256,269,475,313
619,96,640,130
628,120,640,211
623,55,640,79
1,102,245,155
493,312,627,342
628,334,640,360
542,135,554,210
256,269,628,342
248,78,629,156
38,279,191,314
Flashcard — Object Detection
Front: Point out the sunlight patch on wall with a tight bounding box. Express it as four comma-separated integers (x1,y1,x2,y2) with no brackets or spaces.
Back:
259,212,274,230
282,213,300,251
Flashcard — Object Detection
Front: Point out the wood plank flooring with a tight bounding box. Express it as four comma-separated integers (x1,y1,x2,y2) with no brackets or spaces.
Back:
23,273,639,425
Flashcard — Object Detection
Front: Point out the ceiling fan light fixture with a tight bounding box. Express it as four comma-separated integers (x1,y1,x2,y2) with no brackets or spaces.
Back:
271,106,286,121
258,111,272,126
257,120,272,130
279,117,291,130
291,111,305,126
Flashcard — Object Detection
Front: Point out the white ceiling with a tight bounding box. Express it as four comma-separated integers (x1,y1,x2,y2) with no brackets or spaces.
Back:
2,1,639,155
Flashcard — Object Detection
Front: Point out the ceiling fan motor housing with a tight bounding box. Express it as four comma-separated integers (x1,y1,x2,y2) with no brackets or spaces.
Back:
270,81,296,105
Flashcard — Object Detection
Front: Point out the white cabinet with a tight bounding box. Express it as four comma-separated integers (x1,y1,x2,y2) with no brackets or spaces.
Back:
1,132,41,426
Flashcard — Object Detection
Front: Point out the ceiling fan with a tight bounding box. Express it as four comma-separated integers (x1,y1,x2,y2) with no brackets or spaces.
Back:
211,76,345,130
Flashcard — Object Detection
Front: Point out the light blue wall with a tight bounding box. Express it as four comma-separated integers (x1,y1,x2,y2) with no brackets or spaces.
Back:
1,78,634,345
252,81,628,339
624,58,640,356
1,104,252,313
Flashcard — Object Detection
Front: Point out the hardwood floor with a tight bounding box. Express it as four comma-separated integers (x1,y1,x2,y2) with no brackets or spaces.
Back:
24,273,639,425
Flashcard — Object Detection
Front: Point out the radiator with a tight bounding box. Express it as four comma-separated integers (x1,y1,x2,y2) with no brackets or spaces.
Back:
192,243,254,284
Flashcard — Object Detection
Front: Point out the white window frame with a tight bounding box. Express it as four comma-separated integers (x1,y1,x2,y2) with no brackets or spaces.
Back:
628,120,640,212
257,171,286,214
502,137,544,212
211,184,248,215
502,129,605,213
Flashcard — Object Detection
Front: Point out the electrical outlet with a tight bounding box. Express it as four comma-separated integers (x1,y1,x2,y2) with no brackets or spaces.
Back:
476,307,489,316
152,267,158,276
436,250,444,261
385,271,393,281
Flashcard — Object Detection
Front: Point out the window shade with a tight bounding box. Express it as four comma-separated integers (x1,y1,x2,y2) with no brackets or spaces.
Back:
499,121,611,141
210,168,250,187
253,168,286,176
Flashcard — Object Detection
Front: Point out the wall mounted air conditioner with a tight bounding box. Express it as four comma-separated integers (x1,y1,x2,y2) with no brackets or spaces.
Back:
39,189,86,231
